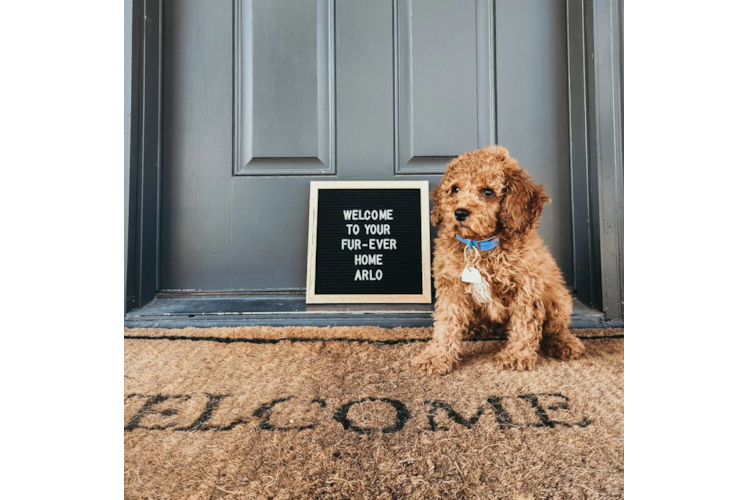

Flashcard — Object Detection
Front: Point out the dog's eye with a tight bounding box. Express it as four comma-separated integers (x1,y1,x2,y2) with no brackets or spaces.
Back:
482,188,495,198
451,186,460,194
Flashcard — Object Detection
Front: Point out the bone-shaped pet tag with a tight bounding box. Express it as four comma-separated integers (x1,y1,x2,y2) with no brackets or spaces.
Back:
461,266,482,284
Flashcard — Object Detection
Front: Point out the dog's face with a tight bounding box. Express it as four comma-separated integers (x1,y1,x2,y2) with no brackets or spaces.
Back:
431,146,549,240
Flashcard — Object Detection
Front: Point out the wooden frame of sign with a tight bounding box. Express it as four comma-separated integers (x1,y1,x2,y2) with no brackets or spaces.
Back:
306,180,432,304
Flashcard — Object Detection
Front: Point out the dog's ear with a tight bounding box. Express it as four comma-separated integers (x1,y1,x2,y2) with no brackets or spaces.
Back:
498,164,550,236
430,184,444,226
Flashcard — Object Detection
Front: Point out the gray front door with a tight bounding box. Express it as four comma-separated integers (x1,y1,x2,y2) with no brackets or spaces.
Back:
160,0,572,293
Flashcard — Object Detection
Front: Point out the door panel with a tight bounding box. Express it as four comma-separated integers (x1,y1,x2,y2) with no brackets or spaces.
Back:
235,0,334,175
160,0,573,292
396,0,495,174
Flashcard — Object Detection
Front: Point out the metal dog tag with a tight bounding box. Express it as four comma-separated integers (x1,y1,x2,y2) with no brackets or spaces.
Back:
461,266,482,284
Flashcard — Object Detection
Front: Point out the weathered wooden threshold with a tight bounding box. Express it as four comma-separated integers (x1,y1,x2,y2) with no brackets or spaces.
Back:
124,293,623,329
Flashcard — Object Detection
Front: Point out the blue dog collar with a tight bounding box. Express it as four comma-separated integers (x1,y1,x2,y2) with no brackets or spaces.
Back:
455,234,499,251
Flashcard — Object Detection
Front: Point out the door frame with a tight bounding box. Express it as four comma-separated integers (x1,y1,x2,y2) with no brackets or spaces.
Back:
125,0,132,309
125,0,624,321
565,0,624,318
125,0,162,312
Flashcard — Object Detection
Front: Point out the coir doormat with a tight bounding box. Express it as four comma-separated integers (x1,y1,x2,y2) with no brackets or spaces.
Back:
125,327,623,499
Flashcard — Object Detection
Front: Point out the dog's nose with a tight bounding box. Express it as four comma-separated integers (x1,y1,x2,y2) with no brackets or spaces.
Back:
455,208,470,221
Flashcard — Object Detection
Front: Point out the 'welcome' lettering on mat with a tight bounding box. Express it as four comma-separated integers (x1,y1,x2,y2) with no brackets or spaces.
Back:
125,393,591,433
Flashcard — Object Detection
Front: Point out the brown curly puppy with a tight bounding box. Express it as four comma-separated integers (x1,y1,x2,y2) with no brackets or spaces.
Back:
412,145,585,375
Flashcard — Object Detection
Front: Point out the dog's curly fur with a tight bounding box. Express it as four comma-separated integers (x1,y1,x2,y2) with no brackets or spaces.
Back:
412,145,584,375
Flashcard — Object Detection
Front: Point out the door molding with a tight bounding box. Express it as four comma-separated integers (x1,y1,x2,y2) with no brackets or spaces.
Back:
126,0,624,321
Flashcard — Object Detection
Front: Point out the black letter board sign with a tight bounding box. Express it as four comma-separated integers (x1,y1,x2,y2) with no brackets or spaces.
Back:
306,181,431,304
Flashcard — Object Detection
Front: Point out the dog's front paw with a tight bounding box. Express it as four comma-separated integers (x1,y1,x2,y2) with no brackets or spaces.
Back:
411,346,455,376
493,351,537,371
541,334,585,360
